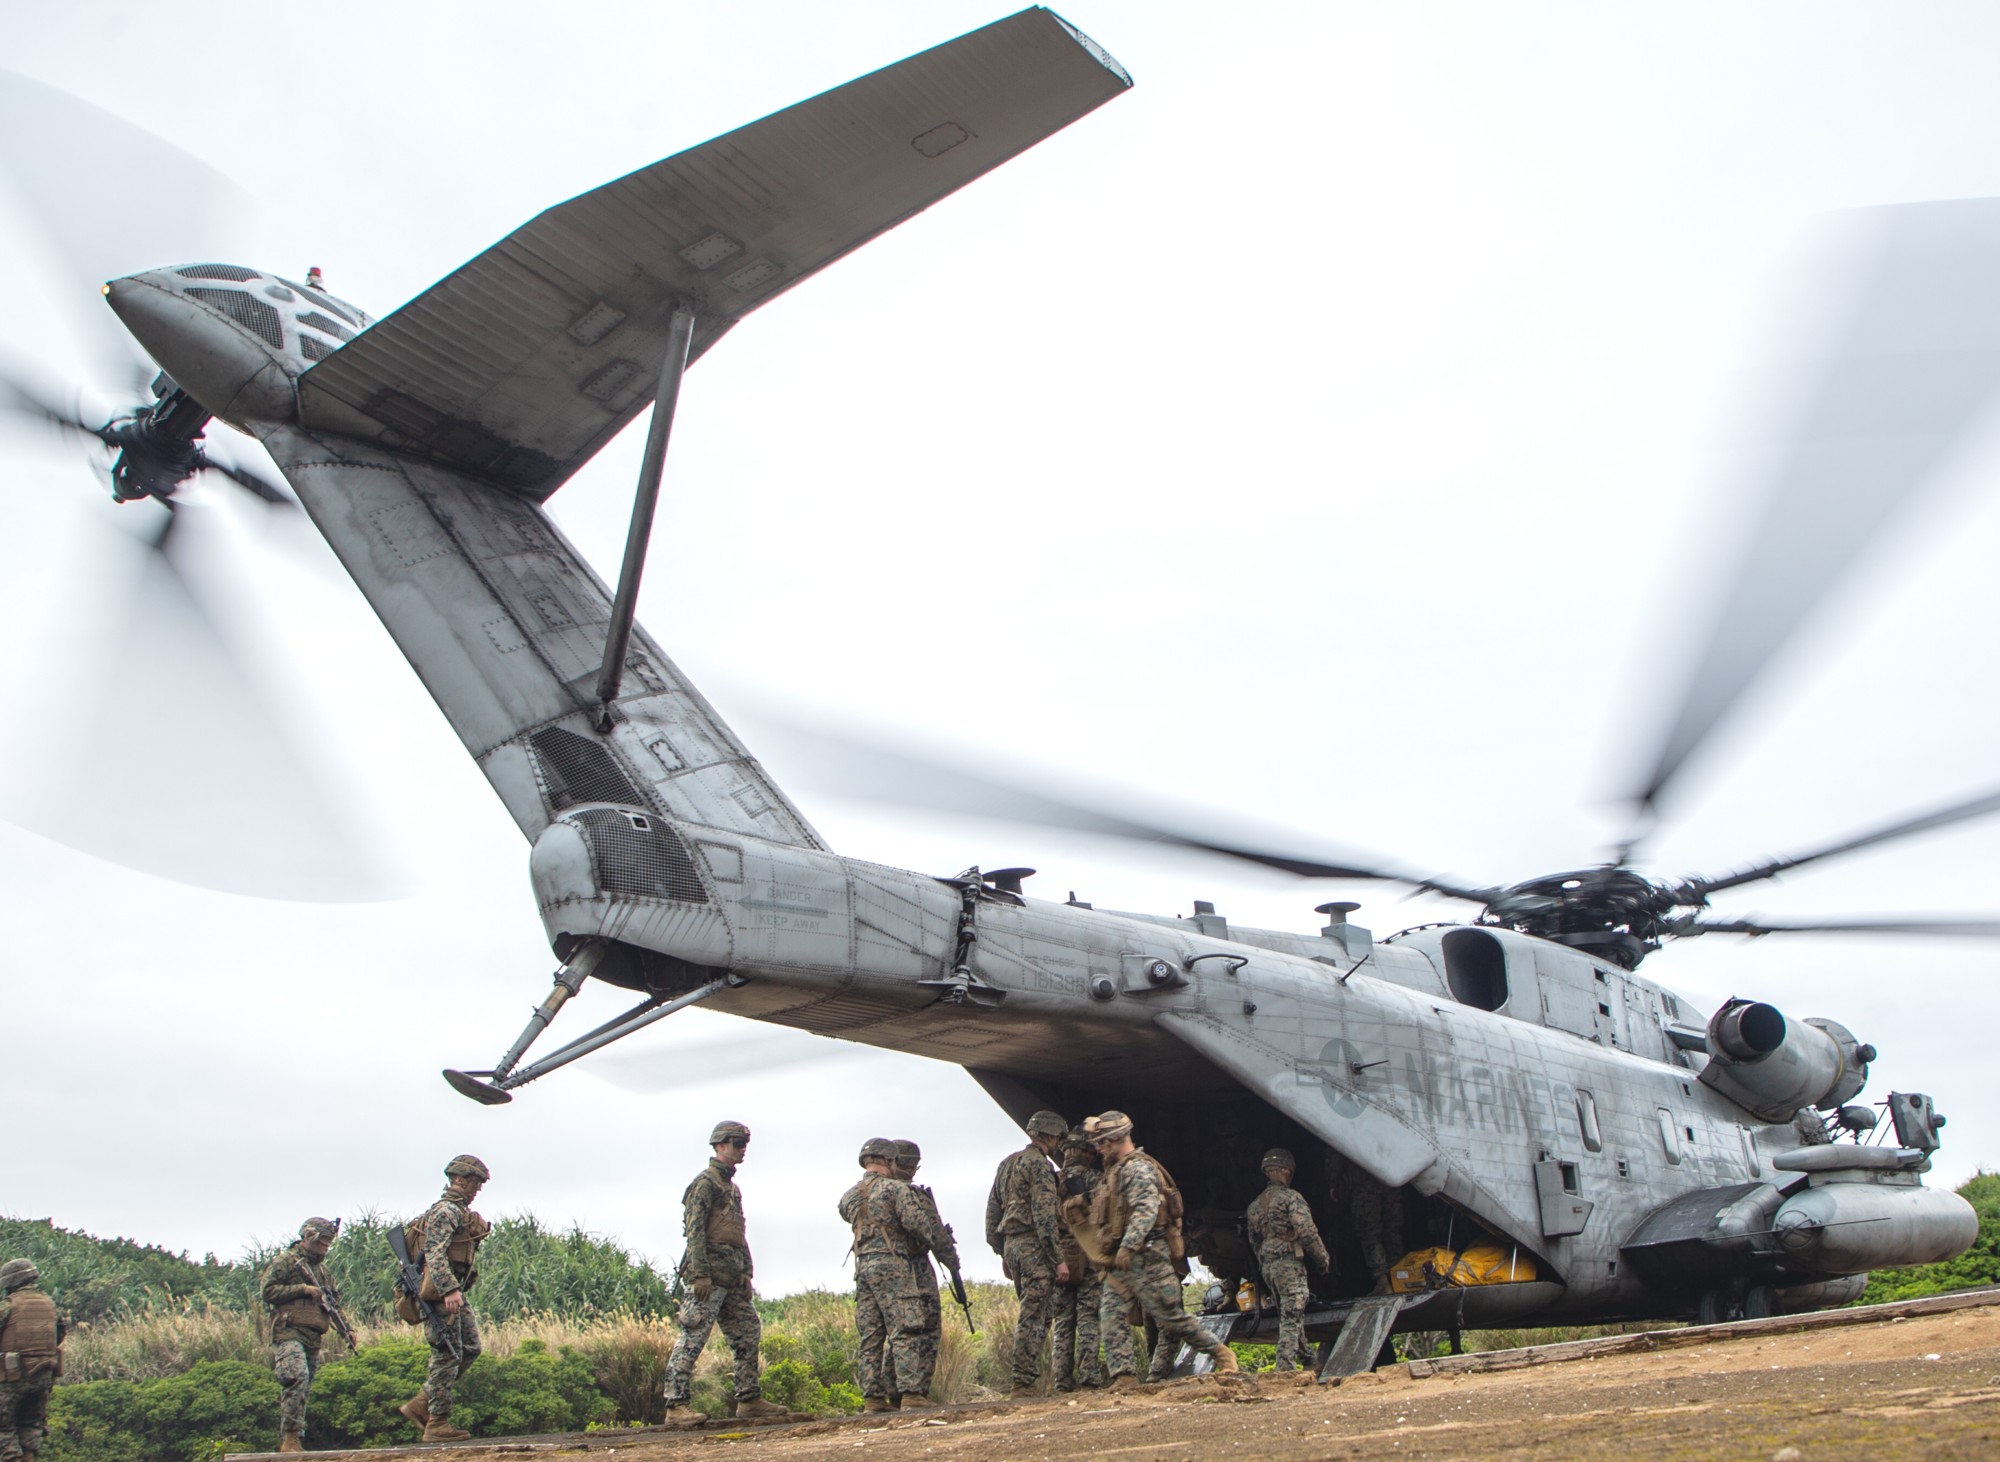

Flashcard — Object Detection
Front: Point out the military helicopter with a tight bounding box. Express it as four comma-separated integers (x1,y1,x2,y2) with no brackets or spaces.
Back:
5,8,1998,1372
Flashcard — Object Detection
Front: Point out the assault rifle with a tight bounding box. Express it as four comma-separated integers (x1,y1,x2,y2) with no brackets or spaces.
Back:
316,1278,357,1350
387,1225,460,1363
944,1260,976,1334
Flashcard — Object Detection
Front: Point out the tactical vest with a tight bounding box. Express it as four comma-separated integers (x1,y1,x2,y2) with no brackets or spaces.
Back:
266,1251,331,1337
1102,1149,1187,1262
0,1288,60,1381
409,1206,491,1300
702,1168,748,1247
852,1173,916,1258
1250,1185,1301,1259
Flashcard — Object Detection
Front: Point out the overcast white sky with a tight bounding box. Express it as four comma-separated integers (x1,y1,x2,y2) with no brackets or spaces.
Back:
5,2,2000,1296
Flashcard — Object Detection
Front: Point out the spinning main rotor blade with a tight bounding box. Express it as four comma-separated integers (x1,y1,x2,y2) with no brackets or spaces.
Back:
1687,917,2000,939
1679,784,2000,898
742,712,1492,899
1630,198,2000,816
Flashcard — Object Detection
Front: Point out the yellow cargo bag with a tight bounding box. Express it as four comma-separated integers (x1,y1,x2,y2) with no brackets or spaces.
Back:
1456,1242,1536,1285
1388,1243,1537,1293
1388,1246,1461,1293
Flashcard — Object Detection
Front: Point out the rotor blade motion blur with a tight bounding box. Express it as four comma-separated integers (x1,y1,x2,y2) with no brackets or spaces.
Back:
1631,198,2000,814
1687,917,2000,939
1681,785,2000,898
742,711,1489,897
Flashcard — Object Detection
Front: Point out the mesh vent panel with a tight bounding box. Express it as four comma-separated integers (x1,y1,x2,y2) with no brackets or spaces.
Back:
530,726,643,809
298,310,354,342
186,288,284,349
177,263,260,281
300,335,333,362
573,809,706,902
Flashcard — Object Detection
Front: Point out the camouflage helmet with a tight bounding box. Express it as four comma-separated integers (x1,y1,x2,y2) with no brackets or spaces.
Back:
1024,1110,1068,1138
443,1154,491,1183
893,1139,921,1168
1260,1147,1298,1174
1085,1110,1134,1144
709,1120,752,1146
0,1258,38,1290
299,1216,341,1244
858,1137,900,1166
1060,1125,1091,1151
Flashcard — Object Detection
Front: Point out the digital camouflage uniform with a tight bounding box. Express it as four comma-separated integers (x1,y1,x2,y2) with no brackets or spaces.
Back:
416,1190,489,1422
1246,1160,1330,1371
1328,1149,1403,1284
665,1158,764,1406
843,1156,957,1404
886,1142,952,1399
1100,1147,1232,1380
1050,1141,1107,1390
259,1221,345,1442
985,1131,1063,1391
0,1262,60,1462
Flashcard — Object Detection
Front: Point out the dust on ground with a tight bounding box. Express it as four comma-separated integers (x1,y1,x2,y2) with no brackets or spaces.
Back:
265,1306,2000,1460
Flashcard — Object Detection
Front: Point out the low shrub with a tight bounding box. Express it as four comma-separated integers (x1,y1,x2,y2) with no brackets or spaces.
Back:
44,1360,276,1462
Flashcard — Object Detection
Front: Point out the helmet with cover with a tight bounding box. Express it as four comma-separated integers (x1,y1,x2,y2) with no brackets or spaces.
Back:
443,1154,490,1182
299,1216,341,1244
0,1258,38,1290
709,1120,752,1145
1025,1110,1068,1138
859,1137,900,1166
1085,1111,1134,1144
1260,1147,1297,1175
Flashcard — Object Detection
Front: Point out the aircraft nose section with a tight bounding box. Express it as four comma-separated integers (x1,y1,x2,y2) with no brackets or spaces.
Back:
102,270,186,358
101,268,295,427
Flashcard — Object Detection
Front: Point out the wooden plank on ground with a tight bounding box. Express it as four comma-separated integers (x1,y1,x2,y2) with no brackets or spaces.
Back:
1406,1285,2000,1379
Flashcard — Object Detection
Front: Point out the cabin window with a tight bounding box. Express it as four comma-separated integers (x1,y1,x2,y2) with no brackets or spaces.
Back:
1441,928,1509,1011
1657,1108,1681,1164
1575,1089,1602,1153
1616,1159,1630,1179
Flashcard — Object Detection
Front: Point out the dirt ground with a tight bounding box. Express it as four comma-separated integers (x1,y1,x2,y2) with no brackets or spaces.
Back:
255,1304,2000,1461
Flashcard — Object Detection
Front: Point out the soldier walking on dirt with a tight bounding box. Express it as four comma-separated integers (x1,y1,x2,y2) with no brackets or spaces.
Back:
260,1216,349,1451
986,1110,1069,1398
844,1138,956,1412
398,1155,492,1442
1087,1112,1238,1385
1246,1150,1330,1372
663,1122,786,1420
1050,1127,1107,1390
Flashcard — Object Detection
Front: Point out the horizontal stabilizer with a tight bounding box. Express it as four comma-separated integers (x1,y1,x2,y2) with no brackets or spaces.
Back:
295,7,1130,497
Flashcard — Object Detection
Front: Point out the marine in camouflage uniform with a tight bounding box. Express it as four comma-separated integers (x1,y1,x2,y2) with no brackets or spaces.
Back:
663,1121,784,1419
399,1154,491,1442
1049,1129,1106,1390
1087,1112,1237,1383
894,1140,950,1400
842,1138,956,1412
259,1217,347,1451
984,1110,1069,1397
1245,1149,1331,1371
0,1260,61,1462
1328,1149,1403,1287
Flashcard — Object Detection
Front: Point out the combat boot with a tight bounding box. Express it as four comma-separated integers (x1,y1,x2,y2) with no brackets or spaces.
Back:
277,1433,304,1453
397,1390,431,1427
1104,1372,1143,1392
1209,1345,1240,1374
422,1419,472,1442
863,1396,894,1413
898,1393,942,1411
1008,1383,1040,1400
735,1396,789,1420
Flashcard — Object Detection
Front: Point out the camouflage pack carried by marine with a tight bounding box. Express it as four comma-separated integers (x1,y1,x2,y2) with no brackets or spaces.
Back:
1051,1130,1106,1390
0,1258,61,1462
663,1122,786,1420
1088,1112,1236,1381
844,1138,956,1410
1247,1150,1331,1371
259,1217,347,1449
985,1111,1066,1395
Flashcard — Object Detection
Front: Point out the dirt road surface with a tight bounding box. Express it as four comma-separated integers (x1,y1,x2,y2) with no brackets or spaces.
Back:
241,1303,2000,1461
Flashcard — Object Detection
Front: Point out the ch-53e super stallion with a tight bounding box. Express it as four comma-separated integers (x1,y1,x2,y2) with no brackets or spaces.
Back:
7,8,2000,1376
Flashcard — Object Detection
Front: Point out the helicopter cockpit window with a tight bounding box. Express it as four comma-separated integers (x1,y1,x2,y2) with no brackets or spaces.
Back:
1441,928,1509,1012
